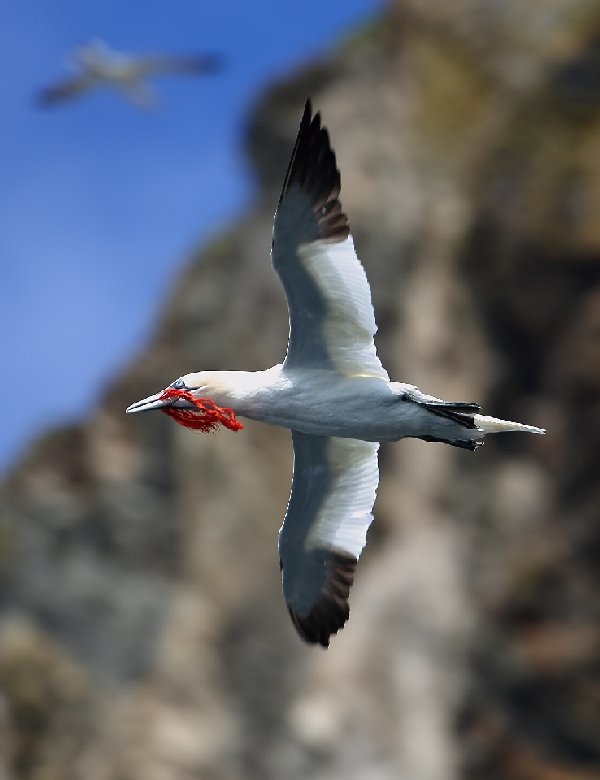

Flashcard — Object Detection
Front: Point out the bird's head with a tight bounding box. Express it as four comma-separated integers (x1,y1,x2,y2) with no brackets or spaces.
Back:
126,372,244,433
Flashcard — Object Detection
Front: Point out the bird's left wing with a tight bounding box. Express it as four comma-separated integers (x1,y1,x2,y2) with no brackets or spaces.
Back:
271,100,388,380
279,431,380,647
36,75,94,106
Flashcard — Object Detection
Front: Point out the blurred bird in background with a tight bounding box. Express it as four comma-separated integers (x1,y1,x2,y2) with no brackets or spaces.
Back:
36,39,222,108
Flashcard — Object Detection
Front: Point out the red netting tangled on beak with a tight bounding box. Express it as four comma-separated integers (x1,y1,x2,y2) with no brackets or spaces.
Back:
158,388,244,433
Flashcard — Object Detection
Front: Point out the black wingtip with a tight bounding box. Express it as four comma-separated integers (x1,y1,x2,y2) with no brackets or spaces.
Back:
277,98,350,243
286,550,357,648
35,87,60,108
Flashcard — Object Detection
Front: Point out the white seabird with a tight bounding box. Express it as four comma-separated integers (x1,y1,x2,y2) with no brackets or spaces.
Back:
127,100,545,647
37,40,221,109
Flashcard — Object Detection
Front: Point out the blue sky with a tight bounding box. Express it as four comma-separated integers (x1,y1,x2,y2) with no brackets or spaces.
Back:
0,0,381,474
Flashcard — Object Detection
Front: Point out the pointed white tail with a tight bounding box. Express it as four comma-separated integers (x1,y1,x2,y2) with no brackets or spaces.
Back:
473,414,545,435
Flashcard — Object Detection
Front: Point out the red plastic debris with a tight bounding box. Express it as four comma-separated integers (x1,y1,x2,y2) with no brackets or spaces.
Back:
158,387,244,433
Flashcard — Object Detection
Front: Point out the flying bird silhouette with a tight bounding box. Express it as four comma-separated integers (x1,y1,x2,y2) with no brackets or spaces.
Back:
127,100,545,647
37,40,221,109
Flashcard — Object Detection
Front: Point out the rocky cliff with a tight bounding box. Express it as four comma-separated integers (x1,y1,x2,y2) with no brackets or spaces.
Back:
1,2,599,778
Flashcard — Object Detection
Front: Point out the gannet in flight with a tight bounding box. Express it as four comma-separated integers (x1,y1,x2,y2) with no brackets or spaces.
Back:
37,40,221,108
127,100,545,647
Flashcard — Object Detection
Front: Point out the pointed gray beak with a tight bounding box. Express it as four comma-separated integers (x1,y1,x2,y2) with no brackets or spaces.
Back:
126,391,171,414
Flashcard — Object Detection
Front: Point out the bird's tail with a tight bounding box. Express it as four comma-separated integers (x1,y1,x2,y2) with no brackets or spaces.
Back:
473,414,545,435
417,399,545,450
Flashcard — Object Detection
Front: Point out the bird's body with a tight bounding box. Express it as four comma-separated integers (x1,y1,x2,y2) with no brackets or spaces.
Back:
173,365,537,446
37,40,221,108
225,367,398,440
127,100,545,647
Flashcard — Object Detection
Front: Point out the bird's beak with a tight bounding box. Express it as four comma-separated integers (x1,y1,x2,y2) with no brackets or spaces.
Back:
126,391,171,414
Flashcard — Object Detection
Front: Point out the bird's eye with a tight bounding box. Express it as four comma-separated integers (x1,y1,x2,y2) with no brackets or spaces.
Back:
172,378,187,389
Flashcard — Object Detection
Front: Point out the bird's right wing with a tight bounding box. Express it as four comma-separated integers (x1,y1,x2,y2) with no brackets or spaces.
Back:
129,54,222,79
271,100,388,380
279,431,380,647
36,75,94,107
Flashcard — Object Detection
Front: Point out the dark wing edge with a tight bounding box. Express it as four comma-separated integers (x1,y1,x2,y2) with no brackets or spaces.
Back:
286,549,357,648
275,99,350,244
133,54,223,78
35,76,92,107
280,432,379,648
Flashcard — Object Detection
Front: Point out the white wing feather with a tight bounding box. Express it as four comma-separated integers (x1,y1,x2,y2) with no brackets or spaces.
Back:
305,436,380,557
297,236,389,380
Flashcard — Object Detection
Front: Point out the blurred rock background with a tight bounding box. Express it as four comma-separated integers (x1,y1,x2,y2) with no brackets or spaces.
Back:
1,1,599,778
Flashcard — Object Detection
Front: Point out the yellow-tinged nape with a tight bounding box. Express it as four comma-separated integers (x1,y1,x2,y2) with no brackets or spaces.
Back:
177,369,274,409
179,371,238,407
180,370,225,393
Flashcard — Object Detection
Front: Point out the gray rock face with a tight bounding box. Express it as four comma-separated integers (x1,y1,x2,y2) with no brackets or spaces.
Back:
1,2,599,778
